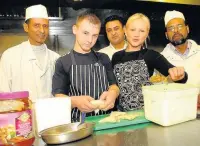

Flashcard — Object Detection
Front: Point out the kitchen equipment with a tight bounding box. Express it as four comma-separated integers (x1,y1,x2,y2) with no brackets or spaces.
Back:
34,97,71,136
71,113,86,130
85,110,150,131
142,83,199,126
40,122,95,145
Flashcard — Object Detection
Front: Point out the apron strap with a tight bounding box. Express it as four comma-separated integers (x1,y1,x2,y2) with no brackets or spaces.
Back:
69,50,77,65
69,50,102,65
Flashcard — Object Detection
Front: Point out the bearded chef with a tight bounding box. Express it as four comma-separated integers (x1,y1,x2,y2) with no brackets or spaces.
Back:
161,10,200,108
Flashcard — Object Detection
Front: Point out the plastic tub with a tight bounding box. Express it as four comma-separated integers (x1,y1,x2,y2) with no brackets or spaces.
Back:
142,83,199,126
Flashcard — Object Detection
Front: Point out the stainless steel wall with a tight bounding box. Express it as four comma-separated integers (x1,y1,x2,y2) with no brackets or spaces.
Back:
1,4,200,57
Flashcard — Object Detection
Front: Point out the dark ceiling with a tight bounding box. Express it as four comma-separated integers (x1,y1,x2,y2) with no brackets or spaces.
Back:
1,0,200,45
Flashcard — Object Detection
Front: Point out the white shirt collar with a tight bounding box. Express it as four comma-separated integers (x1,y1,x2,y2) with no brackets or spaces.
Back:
169,41,191,58
109,41,127,51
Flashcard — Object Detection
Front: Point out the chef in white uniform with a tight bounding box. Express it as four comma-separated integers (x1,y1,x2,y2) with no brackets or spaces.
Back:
161,10,200,107
0,4,60,102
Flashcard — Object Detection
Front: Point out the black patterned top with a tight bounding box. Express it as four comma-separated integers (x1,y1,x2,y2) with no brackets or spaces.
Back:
112,49,188,111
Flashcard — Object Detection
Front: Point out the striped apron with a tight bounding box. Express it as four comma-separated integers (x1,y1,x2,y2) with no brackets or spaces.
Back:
68,51,111,122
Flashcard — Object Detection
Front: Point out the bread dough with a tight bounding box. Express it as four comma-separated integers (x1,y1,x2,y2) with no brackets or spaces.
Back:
99,111,139,123
90,100,105,109
110,111,126,117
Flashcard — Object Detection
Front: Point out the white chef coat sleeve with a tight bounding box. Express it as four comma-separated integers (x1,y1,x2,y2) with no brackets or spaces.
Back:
0,52,12,92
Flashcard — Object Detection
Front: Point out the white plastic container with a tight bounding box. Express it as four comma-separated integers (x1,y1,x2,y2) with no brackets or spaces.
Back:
142,83,199,126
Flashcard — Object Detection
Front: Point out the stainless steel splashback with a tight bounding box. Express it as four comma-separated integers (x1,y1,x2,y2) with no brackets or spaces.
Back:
0,33,107,57
0,33,74,56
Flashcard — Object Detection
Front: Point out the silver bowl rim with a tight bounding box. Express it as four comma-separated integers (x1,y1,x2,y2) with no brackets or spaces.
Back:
39,122,95,136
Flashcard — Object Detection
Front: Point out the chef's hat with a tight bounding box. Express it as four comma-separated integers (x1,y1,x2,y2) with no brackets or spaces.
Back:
164,10,185,26
25,4,48,21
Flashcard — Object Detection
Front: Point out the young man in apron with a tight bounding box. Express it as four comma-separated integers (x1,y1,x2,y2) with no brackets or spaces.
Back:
112,13,188,111
52,12,119,122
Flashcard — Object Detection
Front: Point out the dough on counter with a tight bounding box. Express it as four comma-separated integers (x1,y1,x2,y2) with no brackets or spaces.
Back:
110,111,126,117
98,116,119,123
99,111,139,123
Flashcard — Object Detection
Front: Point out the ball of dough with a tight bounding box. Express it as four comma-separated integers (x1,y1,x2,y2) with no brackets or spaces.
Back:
90,100,105,109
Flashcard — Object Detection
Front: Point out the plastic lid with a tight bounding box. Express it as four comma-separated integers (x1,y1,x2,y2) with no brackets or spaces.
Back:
142,83,198,91
0,91,29,99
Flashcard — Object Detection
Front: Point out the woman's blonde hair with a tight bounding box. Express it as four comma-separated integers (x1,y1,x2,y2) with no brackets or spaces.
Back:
126,13,150,31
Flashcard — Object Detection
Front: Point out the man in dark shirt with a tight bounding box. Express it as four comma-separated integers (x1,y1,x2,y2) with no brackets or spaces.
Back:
112,13,187,111
52,12,119,121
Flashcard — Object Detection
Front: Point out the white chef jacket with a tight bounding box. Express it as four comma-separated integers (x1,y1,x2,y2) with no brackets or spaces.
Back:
98,42,127,60
0,41,60,102
161,39,200,90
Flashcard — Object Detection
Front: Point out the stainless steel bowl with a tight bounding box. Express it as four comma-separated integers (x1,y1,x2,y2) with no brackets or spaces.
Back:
40,122,95,144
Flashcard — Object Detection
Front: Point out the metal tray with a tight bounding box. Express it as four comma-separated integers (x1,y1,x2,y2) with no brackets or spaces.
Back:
40,122,95,145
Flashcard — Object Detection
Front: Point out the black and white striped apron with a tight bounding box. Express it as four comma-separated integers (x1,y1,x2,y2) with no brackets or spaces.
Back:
68,51,111,122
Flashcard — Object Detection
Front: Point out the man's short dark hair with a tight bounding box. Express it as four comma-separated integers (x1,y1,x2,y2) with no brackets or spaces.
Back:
104,15,125,28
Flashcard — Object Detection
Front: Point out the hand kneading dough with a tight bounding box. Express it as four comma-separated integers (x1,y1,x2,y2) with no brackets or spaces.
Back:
99,111,139,123
90,100,105,109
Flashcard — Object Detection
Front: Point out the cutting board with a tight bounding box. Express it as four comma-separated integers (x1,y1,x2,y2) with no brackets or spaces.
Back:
85,110,150,131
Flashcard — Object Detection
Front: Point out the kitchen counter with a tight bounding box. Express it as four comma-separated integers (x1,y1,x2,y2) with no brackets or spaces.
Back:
33,119,200,146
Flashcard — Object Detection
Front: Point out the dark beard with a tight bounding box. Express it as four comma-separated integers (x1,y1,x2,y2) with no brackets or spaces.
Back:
170,34,187,46
170,38,187,46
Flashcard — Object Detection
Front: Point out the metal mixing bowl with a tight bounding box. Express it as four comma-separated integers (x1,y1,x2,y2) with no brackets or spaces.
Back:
40,122,95,144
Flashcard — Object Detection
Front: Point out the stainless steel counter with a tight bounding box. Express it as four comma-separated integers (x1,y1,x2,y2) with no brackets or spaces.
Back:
33,119,200,146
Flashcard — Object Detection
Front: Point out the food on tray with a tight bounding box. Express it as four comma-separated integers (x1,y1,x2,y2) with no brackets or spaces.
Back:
149,74,168,83
99,111,140,123
90,100,105,109
99,116,119,123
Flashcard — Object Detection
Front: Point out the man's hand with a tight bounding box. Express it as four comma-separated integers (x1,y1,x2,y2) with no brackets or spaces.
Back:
99,84,119,111
55,94,68,97
99,91,116,111
71,96,96,113
168,67,185,81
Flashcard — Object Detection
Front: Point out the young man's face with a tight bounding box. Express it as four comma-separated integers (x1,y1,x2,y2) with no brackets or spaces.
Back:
105,20,124,46
23,18,49,46
73,19,100,53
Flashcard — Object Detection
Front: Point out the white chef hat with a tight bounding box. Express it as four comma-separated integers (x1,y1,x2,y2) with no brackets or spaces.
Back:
25,4,48,21
164,10,185,26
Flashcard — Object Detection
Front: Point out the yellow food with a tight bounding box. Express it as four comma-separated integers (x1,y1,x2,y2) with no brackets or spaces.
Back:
150,74,168,83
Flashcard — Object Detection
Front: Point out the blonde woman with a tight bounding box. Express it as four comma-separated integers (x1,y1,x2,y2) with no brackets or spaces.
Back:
112,13,188,111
